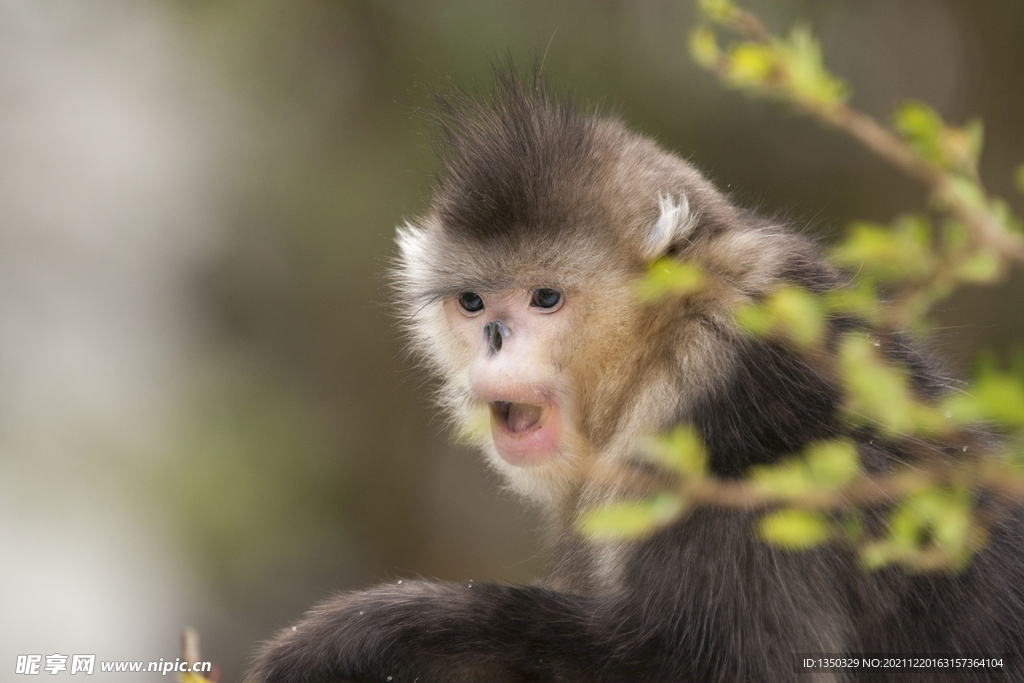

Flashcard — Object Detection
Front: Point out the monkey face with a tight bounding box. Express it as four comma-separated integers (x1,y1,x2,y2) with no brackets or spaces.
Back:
443,287,570,466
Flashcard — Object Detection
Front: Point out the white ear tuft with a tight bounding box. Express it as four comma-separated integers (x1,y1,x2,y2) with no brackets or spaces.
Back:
396,221,428,261
644,194,697,259
395,221,435,289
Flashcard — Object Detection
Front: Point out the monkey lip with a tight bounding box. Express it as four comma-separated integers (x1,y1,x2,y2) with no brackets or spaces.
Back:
488,399,560,466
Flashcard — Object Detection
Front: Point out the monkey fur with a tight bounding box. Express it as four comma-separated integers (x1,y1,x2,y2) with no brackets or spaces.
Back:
248,72,1024,683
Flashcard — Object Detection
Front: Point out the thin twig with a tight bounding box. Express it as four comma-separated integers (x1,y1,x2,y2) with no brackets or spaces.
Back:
714,10,1024,266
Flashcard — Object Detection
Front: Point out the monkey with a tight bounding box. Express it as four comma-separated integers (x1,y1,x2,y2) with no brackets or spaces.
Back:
247,70,1024,683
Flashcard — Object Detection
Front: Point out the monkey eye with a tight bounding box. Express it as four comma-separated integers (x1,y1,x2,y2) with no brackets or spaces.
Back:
530,288,562,310
457,292,484,314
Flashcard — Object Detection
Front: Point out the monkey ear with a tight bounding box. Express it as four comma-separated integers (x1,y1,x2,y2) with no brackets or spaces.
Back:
396,221,436,273
643,194,697,260
394,221,436,292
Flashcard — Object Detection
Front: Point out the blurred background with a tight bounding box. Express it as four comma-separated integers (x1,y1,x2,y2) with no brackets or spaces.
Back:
1,0,1021,679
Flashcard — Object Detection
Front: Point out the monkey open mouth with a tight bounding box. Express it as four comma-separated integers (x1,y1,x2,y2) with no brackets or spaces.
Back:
492,401,544,434
487,399,560,465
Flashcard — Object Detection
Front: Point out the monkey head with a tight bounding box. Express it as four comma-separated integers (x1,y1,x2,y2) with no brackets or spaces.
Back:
394,74,812,505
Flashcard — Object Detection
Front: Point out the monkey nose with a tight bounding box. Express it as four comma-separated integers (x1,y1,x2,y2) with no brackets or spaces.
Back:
484,321,508,355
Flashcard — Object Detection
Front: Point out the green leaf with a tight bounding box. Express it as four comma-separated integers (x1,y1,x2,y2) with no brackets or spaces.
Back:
889,499,925,548
778,24,849,106
891,487,972,559
804,439,860,487
579,494,684,540
751,459,815,497
181,672,216,683
726,43,776,87
698,0,740,23
647,425,707,477
1016,164,1024,195
955,249,1000,284
930,496,971,557
689,26,721,69
943,369,1024,427
735,287,824,348
767,287,824,348
759,509,831,549
752,439,860,498
839,333,917,435
822,281,880,323
893,101,945,166
831,215,933,282
636,257,705,302
863,487,977,572
860,540,898,570
734,302,774,338
941,175,987,212
893,101,988,173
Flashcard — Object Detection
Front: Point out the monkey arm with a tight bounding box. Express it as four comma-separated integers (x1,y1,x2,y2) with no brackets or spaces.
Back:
246,580,640,683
